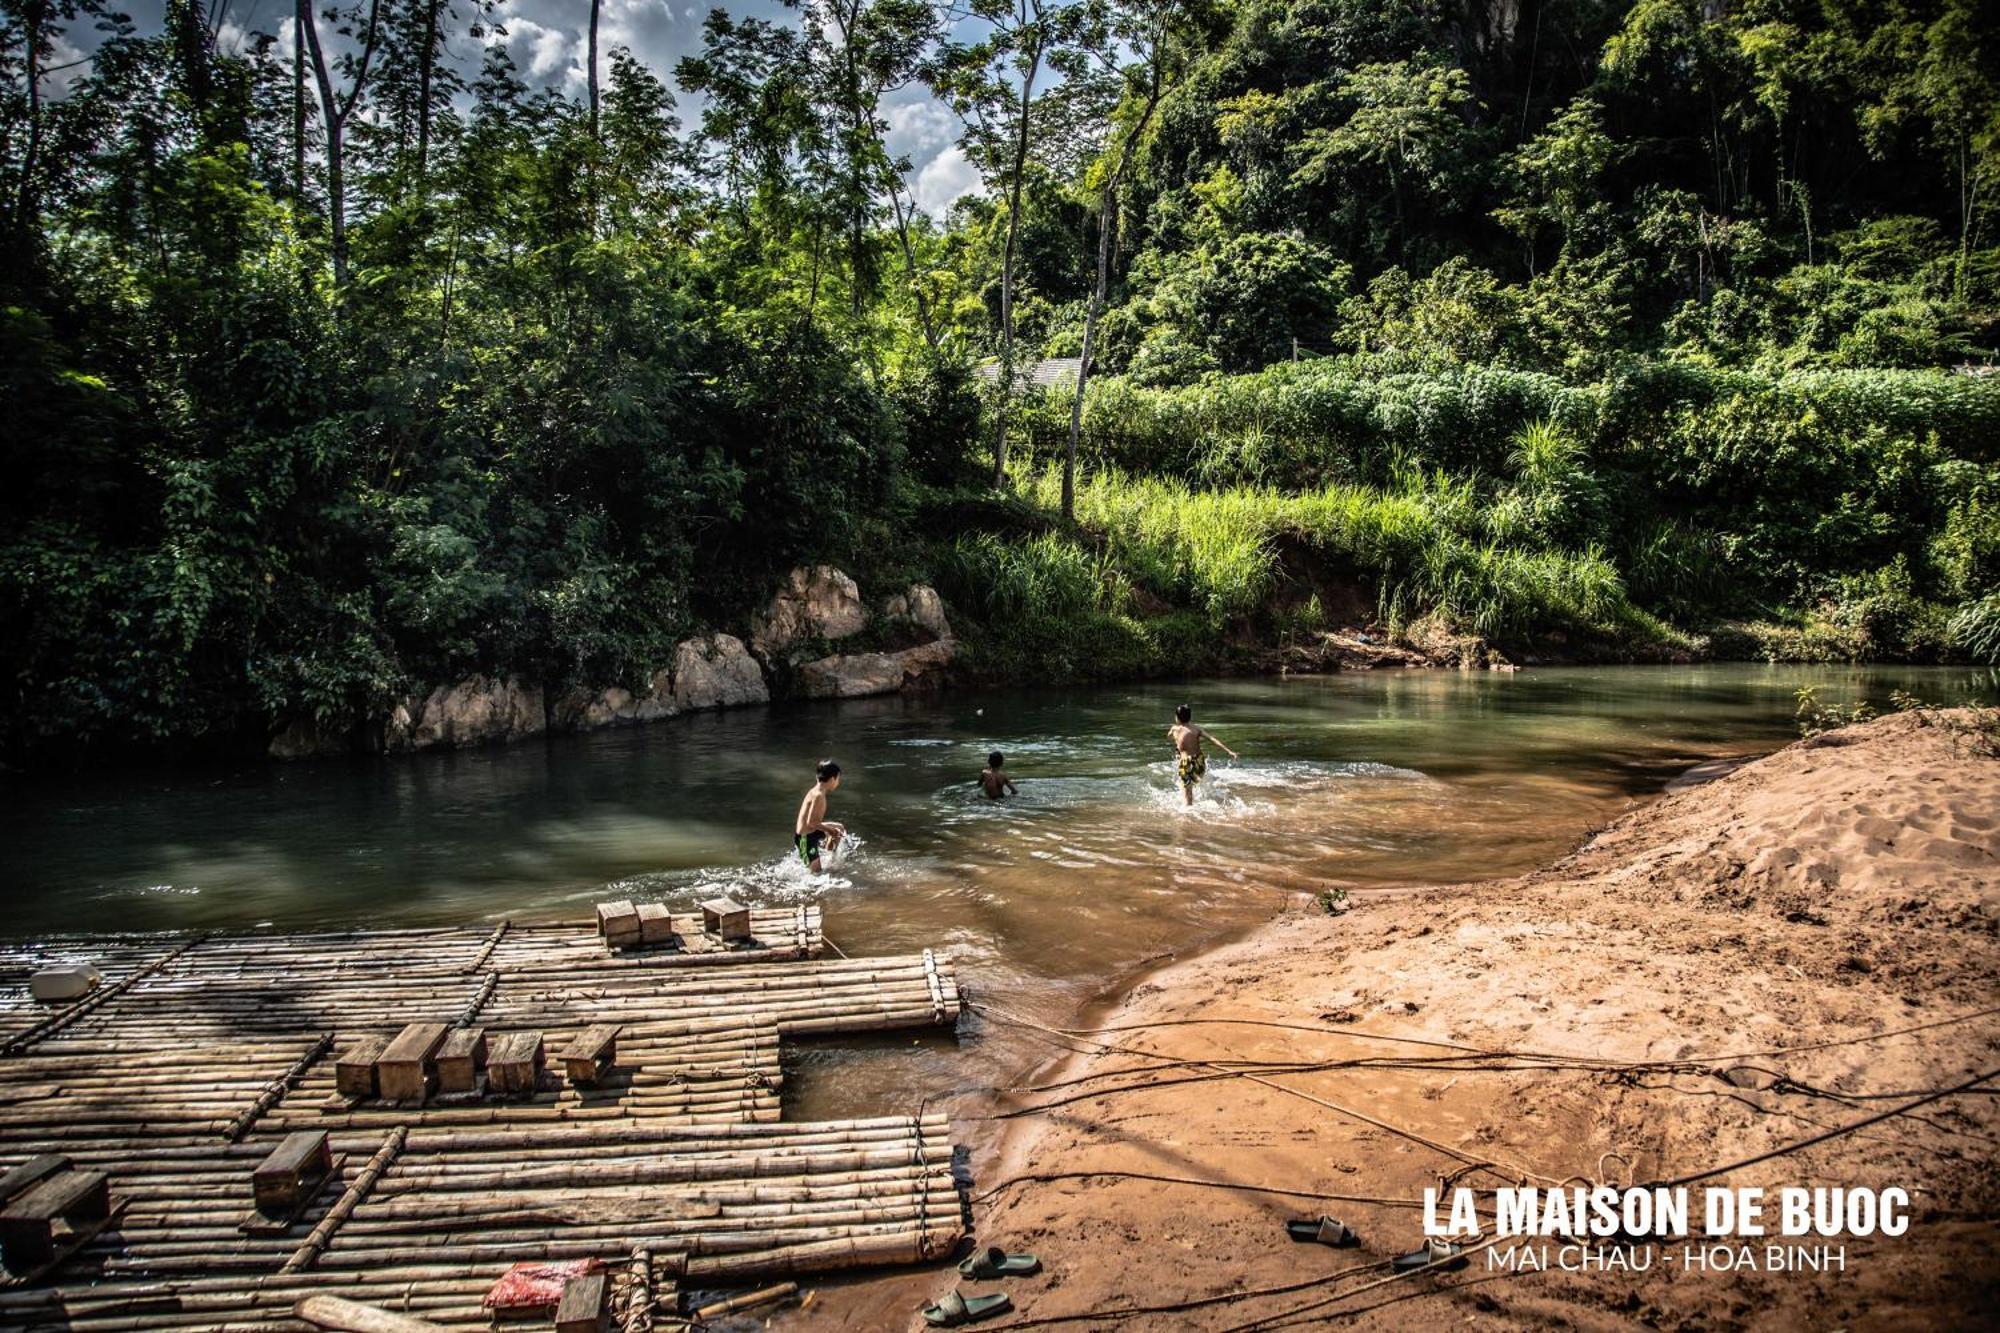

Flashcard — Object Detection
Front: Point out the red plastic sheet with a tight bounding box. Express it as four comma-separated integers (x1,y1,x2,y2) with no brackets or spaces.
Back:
482,1257,601,1311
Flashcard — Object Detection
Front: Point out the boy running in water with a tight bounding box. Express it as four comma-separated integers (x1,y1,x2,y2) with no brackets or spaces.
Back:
1168,703,1237,805
794,759,846,874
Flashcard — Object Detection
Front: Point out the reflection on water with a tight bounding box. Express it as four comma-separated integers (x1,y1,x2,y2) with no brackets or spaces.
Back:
3,664,1990,1114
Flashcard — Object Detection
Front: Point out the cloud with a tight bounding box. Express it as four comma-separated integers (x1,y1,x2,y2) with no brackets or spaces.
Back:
884,98,955,158
502,16,581,86
913,144,982,217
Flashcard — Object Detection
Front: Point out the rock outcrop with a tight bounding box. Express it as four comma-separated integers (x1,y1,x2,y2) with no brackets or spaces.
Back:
750,565,869,656
672,634,770,710
882,583,952,641
549,669,678,731
796,638,956,699
384,675,546,752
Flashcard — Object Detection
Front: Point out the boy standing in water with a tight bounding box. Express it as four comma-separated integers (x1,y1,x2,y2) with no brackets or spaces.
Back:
979,751,1018,799
1168,703,1237,805
794,759,846,874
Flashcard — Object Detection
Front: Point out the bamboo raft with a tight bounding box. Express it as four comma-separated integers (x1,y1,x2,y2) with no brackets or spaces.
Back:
0,915,965,1330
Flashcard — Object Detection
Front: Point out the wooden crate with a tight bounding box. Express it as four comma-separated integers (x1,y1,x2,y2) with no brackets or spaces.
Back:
556,1024,620,1087
375,1022,448,1103
636,902,675,946
487,1031,545,1096
0,1168,109,1274
595,900,640,945
700,897,752,942
554,1272,609,1333
333,1036,386,1099
251,1131,333,1213
435,1027,487,1094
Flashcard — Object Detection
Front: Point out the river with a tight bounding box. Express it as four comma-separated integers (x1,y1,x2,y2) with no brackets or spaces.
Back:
3,664,1989,1116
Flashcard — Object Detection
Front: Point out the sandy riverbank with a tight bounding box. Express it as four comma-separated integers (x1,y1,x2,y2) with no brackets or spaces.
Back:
789,706,1999,1330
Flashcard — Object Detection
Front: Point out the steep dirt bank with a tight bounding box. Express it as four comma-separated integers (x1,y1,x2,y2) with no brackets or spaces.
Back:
790,708,1999,1330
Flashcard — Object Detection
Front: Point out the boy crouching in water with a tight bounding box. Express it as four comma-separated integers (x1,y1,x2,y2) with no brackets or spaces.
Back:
1168,703,1237,805
794,759,846,874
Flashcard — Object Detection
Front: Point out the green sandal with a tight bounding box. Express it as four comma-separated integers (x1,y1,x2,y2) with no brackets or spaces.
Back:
922,1289,1013,1326
958,1245,1042,1279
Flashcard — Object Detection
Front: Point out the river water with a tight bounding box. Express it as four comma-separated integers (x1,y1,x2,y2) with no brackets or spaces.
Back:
3,664,1989,1115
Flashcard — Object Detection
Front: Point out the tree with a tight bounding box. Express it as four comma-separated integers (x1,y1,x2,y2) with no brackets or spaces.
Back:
1062,0,1191,519
931,0,1106,486
298,0,386,288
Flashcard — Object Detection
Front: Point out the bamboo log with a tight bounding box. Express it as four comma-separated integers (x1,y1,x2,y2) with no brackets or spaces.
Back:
283,1126,406,1273
693,1282,797,1320
225,1033,334,1142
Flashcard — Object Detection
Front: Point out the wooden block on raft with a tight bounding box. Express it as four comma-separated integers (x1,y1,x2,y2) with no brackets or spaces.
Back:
242,1132,345,1235
0,1156,69,1210
486,1031,545,1095
0,1168,110,1275
700,896,752,941
554,1272,610,1333
375,1022,448,1103
557,1024,621,1087
595,900,640,946
252,1131,332,1212
636,901,675,946
435,1027,487,1094
334,1036,387,1099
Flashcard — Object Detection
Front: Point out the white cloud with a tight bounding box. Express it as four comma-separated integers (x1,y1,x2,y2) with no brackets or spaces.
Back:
913,144,981,217
504,16,580,86
884,98,955,158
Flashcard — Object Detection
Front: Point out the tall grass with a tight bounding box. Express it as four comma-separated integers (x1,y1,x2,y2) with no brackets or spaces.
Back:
1016,462,1680,645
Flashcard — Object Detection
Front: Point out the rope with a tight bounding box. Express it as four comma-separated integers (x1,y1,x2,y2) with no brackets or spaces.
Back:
1649,1065,2000,1190
972,1169,1425,1209
968,1000,1560,1186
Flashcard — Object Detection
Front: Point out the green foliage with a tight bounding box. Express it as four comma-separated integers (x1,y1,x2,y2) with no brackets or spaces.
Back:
1793,685,1877,738
5,0,2000,760
1949,594,2000,665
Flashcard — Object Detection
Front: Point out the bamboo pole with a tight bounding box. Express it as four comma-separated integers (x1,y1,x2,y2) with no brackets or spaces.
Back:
283,1126,407,1273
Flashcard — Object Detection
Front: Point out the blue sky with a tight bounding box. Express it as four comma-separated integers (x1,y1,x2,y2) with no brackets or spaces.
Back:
58,0,982,213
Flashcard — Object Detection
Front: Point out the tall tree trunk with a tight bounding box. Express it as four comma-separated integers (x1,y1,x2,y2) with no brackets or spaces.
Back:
588,0,603,140
1065,67,1165,522
416,0,441,180
293,8,307,197
993,33,1043,489
299,0,384,291
16,1,44,242
888,177,941,354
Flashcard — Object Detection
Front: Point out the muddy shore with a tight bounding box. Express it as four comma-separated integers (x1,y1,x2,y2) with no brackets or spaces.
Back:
788,707,1999,1330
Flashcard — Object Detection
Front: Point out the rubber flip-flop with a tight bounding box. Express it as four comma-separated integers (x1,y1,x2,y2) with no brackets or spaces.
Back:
921,1289,1013,1326
1392,1239,1469,1273
958,1245,1042,1278
1285,1216,1357,1247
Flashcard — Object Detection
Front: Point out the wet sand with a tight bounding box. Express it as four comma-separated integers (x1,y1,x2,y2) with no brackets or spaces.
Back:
787,708,2000,1329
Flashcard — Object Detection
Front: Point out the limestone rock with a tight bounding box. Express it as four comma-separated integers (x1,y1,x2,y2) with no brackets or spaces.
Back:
796,637,957,699
384,675,546,752
672,634,770,710
550,670,678,731
750,565,868,655
796,652,905,699
882,583,952,641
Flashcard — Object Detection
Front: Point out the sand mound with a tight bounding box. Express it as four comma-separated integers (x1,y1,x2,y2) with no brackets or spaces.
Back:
813,708,2000,1331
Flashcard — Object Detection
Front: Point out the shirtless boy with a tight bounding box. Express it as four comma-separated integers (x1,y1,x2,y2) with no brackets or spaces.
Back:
1168,703,1237,805
979,751,1018,799
794,759,847,873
